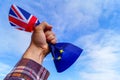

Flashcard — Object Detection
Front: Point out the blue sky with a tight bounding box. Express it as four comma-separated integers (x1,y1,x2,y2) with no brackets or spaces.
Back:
0,0,120,80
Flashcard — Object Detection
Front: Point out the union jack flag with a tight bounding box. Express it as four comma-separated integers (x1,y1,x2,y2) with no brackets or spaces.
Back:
9,4,40,32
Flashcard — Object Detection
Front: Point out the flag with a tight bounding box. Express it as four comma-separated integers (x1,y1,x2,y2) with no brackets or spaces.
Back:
9,4,83,73
9,4,40,32
50,43,83,72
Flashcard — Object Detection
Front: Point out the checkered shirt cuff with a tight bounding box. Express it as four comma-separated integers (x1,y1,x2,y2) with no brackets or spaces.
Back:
4,58,50,80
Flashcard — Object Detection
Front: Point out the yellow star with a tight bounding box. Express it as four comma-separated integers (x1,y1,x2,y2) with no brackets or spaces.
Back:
59,49,64,54
57,56,61,60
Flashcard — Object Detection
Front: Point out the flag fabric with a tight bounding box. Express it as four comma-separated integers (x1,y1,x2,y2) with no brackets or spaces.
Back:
9,4,40,32
9,4,83,73
50,43,83,72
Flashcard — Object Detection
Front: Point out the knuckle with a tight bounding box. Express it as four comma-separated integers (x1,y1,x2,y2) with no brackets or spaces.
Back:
34,26,42,31
41,21,47,25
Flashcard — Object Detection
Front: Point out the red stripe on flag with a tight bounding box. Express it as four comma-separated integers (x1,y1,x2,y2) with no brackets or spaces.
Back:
9,15,35,32
27,16,38,31
12,5,24,20
28,16,37,25
9,15,28,29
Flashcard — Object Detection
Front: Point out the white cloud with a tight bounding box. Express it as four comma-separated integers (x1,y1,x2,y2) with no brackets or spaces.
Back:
75,29,120,80
80,71,120,80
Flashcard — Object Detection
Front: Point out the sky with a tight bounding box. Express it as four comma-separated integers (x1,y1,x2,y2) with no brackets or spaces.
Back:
0,0,120,80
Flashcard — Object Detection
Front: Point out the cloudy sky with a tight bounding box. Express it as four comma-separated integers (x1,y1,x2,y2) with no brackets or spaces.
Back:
0,0,120,80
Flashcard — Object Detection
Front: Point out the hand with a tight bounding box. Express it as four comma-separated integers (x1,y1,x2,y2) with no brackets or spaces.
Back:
22,22,57,64
31,22,57,55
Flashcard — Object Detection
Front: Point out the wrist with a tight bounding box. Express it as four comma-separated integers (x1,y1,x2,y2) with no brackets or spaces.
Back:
22,42,48,64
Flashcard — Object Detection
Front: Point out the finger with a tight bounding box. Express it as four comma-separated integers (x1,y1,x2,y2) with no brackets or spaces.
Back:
47,35,57,44
46,34,55,41
35,22,52,32
45,31,55,38
40,22,52,31
50,38,57,44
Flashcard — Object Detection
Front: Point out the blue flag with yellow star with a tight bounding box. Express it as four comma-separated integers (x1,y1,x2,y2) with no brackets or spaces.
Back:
50,43,83,72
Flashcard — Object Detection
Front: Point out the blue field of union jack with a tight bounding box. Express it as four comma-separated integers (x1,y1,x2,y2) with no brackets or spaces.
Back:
9,4,40,32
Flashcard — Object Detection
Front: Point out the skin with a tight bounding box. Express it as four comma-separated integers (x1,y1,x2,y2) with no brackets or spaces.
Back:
22,22,57,64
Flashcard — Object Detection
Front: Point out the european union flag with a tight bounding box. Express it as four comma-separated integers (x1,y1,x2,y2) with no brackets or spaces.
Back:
50,43,83,72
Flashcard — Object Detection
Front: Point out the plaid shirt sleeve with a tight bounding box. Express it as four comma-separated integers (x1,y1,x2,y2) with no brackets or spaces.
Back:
4,58,50,80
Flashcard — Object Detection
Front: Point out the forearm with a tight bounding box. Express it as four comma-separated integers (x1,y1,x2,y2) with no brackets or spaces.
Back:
22,42,47,64
4,43,50,80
